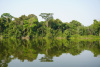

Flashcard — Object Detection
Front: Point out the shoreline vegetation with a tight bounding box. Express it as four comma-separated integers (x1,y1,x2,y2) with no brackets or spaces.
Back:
0,13,100,40
1,35,100,41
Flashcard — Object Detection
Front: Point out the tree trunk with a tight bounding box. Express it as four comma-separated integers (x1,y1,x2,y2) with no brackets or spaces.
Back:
46,21,48,27
46,49,48,55
42,27,43,39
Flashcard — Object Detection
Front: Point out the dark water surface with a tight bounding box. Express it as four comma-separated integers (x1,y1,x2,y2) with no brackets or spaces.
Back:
0,39,100,67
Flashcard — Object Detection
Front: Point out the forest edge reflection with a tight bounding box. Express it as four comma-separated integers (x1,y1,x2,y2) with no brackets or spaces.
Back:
0,38,100,67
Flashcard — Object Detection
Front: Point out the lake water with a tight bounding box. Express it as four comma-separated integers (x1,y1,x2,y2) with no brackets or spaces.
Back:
0,39,100,67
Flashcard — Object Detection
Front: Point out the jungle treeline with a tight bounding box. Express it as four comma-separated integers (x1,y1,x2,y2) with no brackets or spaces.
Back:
0,13,100,39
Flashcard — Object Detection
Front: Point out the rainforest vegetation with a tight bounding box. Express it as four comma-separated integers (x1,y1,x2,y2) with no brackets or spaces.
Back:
0,13,100,39
0,13,100,67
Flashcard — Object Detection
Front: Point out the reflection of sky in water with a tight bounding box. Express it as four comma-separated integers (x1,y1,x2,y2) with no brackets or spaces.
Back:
8,50,100,67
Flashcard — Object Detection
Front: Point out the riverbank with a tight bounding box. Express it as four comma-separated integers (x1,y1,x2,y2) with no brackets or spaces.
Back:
70,35,100,40
0,35,100,40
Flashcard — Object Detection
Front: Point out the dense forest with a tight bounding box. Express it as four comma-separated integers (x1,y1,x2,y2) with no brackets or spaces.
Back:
0,13,100,39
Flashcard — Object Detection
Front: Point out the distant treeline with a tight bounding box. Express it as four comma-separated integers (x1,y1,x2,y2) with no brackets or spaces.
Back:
0,13,100,38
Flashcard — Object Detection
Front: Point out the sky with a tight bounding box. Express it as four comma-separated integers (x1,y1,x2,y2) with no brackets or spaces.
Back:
0,0,100,26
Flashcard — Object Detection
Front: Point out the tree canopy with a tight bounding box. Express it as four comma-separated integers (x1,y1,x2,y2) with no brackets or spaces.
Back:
0,13,100,38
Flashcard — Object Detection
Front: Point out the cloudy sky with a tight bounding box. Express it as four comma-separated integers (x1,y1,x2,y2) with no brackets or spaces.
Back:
0,0,100,26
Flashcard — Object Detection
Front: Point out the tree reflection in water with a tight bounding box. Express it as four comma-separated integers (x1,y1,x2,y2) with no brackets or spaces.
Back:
0,38,100,66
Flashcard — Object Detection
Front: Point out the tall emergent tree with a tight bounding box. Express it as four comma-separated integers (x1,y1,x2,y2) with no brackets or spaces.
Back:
1,13,13,20
93,20,100,36
39,13,53,27
0,13,13,35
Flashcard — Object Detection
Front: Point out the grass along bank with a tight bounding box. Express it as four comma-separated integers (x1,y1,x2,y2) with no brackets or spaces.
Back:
70,35,100,40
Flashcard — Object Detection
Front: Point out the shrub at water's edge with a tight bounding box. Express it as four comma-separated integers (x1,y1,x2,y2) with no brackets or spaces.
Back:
70,35,100,40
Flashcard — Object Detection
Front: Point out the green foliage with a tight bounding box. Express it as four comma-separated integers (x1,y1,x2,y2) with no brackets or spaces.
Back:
0,13,100,39
39,13,53,27
1,13,13,19
70,20,82,27
39,13,53,21
93,20,100,36
70,35,100,40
